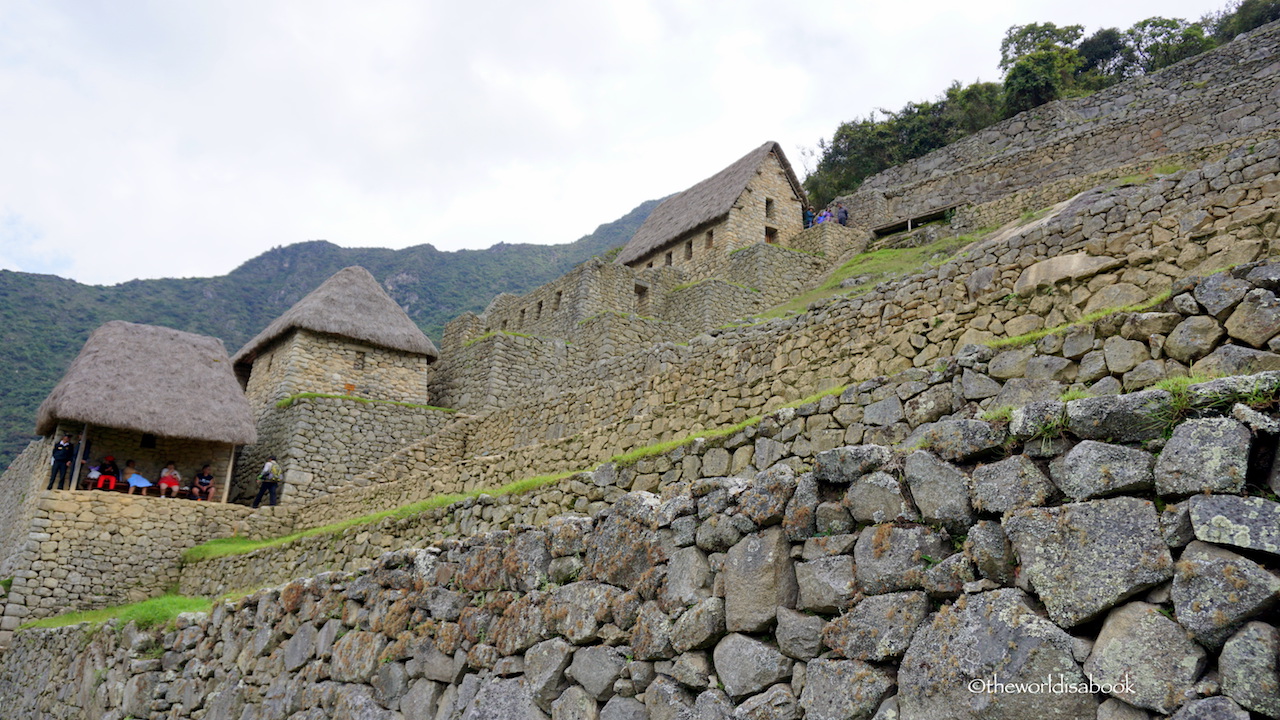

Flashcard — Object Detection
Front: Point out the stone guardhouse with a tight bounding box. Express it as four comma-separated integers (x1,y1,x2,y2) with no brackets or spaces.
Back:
614,140,807,278
229,266,445,506
34,321,257,500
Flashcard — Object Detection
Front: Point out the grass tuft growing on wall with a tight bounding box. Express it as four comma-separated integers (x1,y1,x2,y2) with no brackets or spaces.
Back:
20,594,210,631
987,291,1172,349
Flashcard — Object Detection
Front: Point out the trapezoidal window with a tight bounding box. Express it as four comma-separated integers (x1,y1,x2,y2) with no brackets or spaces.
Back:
140,434,157,449
684,240,693,260
705,230,714,248
519,309,526,327
635,284,649,315
765,227,778,244
536,301,543,320
665,251,673,266
554,291,563,311
765,198,775,219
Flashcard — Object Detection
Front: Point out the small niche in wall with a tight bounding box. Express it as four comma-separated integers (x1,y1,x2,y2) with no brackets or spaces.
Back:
665,251,673,266
705,230,714,248
646,262,653,269
635,284,649,314
685,240,693,260
766,198,775,219
354,351,366,371
140,434,157,449
765,227,778,244
519,309,526,327
536,301,543,320
554,291,562,311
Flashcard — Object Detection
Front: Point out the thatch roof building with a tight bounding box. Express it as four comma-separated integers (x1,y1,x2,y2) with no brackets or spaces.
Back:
615,141,806,267
231,266,439,368
36,321,256,444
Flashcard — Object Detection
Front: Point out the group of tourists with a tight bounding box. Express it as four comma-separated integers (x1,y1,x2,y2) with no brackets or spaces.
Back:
46,434,216,500
802,202,849,229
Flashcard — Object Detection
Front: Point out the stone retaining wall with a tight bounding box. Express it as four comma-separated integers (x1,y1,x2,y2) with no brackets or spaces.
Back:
8,374,1280,718
0,438,51,578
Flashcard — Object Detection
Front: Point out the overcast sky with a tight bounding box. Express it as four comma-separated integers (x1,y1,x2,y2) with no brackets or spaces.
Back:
0,0,1227,285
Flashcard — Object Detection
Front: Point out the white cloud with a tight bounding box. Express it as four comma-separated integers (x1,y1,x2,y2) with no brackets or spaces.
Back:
0,0,1228,284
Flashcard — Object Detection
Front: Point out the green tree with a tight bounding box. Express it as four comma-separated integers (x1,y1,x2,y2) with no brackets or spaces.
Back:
1077,27,1134,81
1003,44,1082,115
1212,0,1280,39
999,22,1084,72
1126,17,1217,73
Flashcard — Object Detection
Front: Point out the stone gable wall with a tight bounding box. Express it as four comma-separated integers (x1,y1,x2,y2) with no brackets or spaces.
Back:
0,438,51,578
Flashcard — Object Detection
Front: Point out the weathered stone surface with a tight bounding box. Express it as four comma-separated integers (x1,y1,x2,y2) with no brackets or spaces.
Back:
403,679,444,720
798,659,894,720
551,582,621,644
1104,336,1150,374
813,445,891,484
904,384,954,426
1169,697,1250,720
526,638,575,711
782,473,818,541
1004,497,1173,627
671,596,725,653
632,602,675,661
903,451,974,532
1050,440,1154,500
814,501,854,536
965,521,1016,586
854,524,949,595
823,591,929,662
599,696,648,720
644,675,694,720
1192,344,1280,376
988,347,1035,380
1164,316,1226,363
1084,282,1147,314
282,621,317,672
795,555,857,613
693,689,733,720
712,634,793,699
1225,287,1280,347
961,369,1002,399
738,465,797,527
754,438,787,473
899,589,1097,720
968,455,1056,513
568,646,626,701
1083,601,1207,714
1008,400,1064,439
1194,272,1252,319
1154,418,1250,495
843,471,918,524
1015,253,1123,296
1171,541,1280,649
506,531,552,592
922,552,976,597
1219,621,1280,718
775,606,825,660
724,527,797,632
734,683,798,720
992,377,1065,409
585,515,663,588
1187,493,1280,555
916,420,1007,462
664,547,713,611
331,631,388,683
462,677,543,720
1065,390,1171,442
491,592,550,656
552,685,598,720
1121,312,1182,340
864,396,906,427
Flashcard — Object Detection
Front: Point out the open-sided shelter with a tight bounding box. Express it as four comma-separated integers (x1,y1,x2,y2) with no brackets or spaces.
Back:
35,321,256,500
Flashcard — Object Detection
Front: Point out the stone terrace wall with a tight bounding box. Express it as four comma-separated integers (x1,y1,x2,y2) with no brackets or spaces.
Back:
0,438,51,578
0,490,291,644
839,19,1280,230
231,397,456,506
11,374,1280,718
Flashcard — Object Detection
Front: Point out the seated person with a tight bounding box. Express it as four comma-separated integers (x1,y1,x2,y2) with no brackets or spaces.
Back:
190,464,215,501
93,456,120,491
123,460,152,495
157,461,182,498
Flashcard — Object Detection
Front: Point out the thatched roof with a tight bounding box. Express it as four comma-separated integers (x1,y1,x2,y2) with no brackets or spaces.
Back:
232,266,439,366
36,321,257,444
615,141,805,266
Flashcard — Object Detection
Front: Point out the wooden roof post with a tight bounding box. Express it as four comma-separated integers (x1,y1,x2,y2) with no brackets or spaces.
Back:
221,446,236,504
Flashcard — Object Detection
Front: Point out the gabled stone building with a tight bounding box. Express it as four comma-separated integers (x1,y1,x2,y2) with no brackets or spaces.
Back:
614,140,807,277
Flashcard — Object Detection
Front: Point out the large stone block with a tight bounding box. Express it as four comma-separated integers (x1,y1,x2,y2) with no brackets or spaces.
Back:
1084,602,1207,714
1154,418,1250,495
724,527,797,632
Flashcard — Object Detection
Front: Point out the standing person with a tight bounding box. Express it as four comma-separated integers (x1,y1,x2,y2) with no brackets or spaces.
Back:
252,455,283,508
47,434,76,490
803,205,815,229
190,464,215,501
836,202,849,226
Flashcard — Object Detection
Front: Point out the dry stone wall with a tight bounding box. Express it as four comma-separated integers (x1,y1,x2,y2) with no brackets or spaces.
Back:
8,370,1280,718
839,19,1280,231
245,331,433,410
0,438,51,578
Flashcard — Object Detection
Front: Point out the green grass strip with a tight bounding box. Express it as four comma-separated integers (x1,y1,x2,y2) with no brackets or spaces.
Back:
20,594,210,631
275,393,455,412
462,330,535,348
986,291,1172,350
